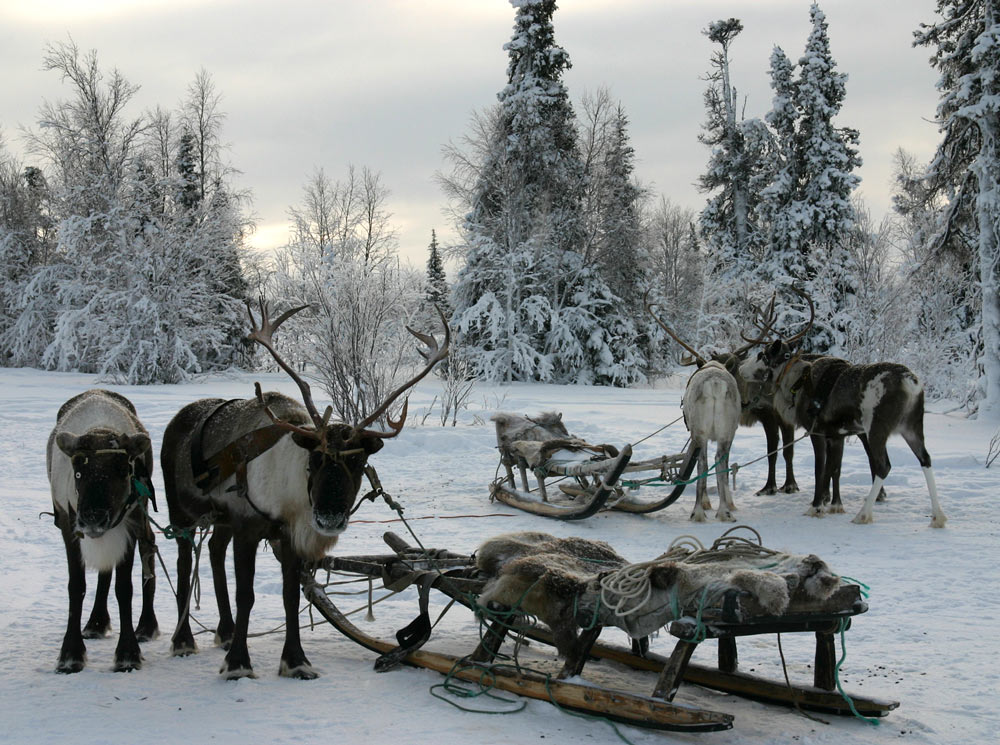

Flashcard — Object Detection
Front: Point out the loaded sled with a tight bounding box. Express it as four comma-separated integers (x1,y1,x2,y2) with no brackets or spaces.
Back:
489,412,699,519
301,527,898,734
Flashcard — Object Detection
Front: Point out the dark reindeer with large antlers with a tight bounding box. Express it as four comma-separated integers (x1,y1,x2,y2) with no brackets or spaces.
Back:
162,300,449,678
739,292,946,528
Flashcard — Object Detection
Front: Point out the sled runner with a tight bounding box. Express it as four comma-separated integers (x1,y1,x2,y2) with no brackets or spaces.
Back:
301,528,898,734
489,411,699,519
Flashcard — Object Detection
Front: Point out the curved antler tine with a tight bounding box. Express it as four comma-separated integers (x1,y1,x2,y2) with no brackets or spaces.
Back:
785,287,814,345
643,291,707,366
679,354,699,367
254,381,318,438
359,398,408,439
355,308,449,433
246,299,322,427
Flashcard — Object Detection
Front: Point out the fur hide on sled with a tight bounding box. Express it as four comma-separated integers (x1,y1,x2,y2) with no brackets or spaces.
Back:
475,531,841,672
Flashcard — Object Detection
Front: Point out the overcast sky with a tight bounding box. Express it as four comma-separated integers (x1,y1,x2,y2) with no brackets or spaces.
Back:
1,0,943,266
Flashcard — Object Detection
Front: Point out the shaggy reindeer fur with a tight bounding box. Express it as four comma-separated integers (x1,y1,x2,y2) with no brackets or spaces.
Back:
47,389,159,673
476,532,841,674
683,361,741,522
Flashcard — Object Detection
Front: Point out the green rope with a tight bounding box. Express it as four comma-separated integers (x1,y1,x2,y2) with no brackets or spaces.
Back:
669,585,711,643
430,661,527,714
839,576,870,599
622,453,729,490
133,479,196,544
834,617,881,726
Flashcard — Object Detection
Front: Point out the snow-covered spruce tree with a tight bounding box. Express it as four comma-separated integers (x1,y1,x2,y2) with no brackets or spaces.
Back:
791,3,862,353
423,229,450,320
761,46,809,289
915,0,1000,416
697,18,772,349
447,0,643,386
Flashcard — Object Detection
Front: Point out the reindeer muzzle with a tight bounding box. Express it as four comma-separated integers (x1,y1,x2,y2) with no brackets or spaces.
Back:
312,510,349,536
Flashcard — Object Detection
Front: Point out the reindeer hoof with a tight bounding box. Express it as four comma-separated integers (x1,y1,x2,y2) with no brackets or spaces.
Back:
755,485,777,496
689,511,708,523
214,628,234,650
805,506,824,518
220,663,256,680
930,514,947,529
56,656,86,674
171,640,198,657
83,619,111,639
827,503,846,514
716,511,736,523
851,512,874,525
780,482,799,494
136,620,159,643
114,656,142,673
279,660,319,680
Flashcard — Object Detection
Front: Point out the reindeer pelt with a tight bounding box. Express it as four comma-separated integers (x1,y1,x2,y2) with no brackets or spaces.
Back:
492,412,571,447
476,532,842,644
476,532,627,629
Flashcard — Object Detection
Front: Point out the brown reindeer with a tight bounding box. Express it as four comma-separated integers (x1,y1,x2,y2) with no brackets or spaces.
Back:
47,389,159,673
162,300,448,678
739,295,945,528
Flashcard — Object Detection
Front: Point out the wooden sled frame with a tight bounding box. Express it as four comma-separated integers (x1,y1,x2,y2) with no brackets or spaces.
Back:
490,412,701,519
301,532,898,734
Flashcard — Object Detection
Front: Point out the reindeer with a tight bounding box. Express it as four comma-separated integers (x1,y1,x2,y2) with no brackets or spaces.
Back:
162,301,448,679
739,303,946,528
681,360,741,521
649,294,806,496
47,389,159,673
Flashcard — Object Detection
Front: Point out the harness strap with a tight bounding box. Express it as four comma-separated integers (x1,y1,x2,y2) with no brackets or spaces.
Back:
194,423,289,495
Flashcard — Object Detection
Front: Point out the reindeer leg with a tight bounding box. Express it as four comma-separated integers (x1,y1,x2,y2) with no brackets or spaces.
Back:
83,570,112,639
691,442,709,522
900,430,947,528
779,421,800,493
113,540,142,672
57,512,87,673
827,438,845,514
715,441,736,522
859,433,888,502
135,520,159,642
209,525,235,649
171,532,197,656
806,434,828,517
222,533,258,679
756,414,779,495
279,549,317,679
852,433,890,525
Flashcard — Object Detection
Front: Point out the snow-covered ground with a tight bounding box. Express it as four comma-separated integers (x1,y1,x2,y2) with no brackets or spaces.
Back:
1,367,997,745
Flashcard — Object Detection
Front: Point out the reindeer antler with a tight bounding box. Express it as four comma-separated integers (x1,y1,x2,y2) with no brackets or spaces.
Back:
355,305,450,436
784,287,815,346
644,290,707,366
737,292,778,351
246,297,332,431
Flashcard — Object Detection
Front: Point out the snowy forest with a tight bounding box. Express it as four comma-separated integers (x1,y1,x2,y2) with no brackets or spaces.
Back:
1,0,998,418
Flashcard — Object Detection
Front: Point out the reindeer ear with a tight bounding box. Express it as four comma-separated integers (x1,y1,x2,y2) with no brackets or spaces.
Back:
291,431,321,450
55,432,80,456
362,437,384,456
124,433,151,458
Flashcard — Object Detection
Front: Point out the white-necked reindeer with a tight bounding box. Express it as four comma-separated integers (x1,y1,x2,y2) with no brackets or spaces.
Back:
162,301,448,679
647,298,741,521
47,389,159,673
739,294,946,528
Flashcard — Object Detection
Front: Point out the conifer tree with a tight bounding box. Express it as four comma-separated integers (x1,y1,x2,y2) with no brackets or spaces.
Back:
449,0,643,385
915,0,1000,415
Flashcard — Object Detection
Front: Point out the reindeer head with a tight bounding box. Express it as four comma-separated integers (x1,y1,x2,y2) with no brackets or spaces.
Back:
738,289,814,388
247,298,448,537
56,429,150,539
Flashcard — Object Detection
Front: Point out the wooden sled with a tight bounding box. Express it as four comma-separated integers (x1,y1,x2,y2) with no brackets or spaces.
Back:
302,532,898,734
490,412,699,519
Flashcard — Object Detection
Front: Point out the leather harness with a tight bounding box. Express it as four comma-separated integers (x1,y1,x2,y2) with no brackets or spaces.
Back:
191,399,290,519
